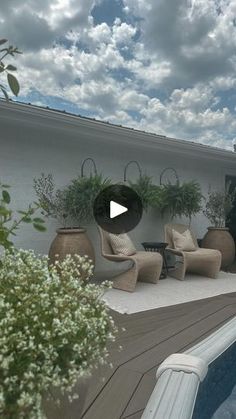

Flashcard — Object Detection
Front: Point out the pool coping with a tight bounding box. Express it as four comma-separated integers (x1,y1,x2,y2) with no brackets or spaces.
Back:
141,315,236,419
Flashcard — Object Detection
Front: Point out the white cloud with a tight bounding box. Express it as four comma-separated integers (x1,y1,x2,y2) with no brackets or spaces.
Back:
1,0,236,151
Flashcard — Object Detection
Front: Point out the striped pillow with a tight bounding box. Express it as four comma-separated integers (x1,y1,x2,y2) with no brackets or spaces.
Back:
109,233,136,256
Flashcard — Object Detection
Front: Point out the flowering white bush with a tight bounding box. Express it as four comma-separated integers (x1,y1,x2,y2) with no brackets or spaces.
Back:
0,250,117,418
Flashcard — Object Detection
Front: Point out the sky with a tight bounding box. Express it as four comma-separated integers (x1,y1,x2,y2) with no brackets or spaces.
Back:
1,0,236,150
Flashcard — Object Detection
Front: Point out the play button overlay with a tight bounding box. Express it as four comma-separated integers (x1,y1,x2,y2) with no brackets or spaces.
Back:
110,201,128,219
94,184,143,234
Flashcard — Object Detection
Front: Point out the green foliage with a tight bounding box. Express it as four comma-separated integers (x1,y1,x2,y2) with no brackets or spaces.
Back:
0,39,21,99
34,173,111,227
203,185,236,228
34,173,67,224
156,180,202,223
64,174,111,224
128,175,158,211
0,182,46,252
0,249,117,418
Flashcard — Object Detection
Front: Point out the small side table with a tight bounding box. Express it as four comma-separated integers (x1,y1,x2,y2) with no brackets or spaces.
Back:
142,242,169,279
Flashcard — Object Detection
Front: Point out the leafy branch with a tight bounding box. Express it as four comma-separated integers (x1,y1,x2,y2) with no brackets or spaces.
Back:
203,184,236,228
0,182,46,252
0,38,22,99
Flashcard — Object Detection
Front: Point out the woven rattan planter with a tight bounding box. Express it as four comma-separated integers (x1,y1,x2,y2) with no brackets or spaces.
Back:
202,227,235,269
49,228,95,266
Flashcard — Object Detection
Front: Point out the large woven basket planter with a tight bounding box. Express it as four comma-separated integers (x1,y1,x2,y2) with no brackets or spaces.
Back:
42,377,88,419
49,228,95,266
202,227,235,269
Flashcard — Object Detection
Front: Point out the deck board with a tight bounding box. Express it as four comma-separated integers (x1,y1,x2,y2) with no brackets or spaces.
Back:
82,293,236,419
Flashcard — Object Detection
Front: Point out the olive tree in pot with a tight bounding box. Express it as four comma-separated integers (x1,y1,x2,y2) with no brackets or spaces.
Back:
34,170,110,266
202,186,236,269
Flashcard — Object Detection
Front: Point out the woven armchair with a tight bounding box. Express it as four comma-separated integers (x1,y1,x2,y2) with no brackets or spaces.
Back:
98,227,163,292
165,223,221,280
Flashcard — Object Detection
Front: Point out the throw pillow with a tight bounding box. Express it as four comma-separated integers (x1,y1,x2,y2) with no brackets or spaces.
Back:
172,229,196,251
109,233,136,256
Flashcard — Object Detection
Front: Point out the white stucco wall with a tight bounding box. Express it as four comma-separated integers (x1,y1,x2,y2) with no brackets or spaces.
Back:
1,102,236,276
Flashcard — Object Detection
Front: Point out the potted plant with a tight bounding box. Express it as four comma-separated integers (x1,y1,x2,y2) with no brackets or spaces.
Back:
34,172,110,265
202,186,236,268
156,180,202,224
0,249,117,418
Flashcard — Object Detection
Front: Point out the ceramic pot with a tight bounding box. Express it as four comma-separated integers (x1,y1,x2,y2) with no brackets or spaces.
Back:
49,228,95,265
202,227,235,269
42,377,88,419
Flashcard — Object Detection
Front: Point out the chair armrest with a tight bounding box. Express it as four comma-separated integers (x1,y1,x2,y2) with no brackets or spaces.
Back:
166,247,184,256
103,253,133,262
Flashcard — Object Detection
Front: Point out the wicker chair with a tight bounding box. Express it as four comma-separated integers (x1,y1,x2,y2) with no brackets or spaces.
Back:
98,227,163,292
165,223,221,280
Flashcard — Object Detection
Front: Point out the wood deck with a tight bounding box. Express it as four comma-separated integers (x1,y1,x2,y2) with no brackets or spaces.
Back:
81,292,236,419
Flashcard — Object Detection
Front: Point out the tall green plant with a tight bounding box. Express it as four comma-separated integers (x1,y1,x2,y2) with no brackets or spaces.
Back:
0,39,21,99
34,173,67,225
203,185,236,228
34,173,111,227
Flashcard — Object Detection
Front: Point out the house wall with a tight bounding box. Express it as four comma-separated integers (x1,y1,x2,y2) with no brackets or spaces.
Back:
1,103,236,276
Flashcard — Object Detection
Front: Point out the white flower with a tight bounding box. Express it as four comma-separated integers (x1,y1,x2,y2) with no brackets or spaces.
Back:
0,249,117,418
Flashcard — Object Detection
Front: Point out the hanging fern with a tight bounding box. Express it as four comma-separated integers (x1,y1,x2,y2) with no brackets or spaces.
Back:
128,175,159,211
155,180,202,223
63,174,111,225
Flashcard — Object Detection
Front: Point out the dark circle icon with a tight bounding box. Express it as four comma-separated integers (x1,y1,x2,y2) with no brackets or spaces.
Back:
93,184,143,234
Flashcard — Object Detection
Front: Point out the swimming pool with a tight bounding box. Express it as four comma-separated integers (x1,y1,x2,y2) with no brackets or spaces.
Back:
141,316,236,419
193,341,236,418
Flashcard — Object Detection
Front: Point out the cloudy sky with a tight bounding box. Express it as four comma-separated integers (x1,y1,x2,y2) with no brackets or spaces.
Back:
1,0,236,150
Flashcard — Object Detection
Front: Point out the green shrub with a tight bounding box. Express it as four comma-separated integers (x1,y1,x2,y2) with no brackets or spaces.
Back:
34,173,111,227
156,180,202,223
0,249,117,418
203,185,236,227
64,174,111,225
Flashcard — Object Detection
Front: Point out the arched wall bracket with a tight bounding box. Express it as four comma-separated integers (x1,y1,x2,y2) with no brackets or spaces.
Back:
159,167,179,186
81,157,98,177
124,160,142,182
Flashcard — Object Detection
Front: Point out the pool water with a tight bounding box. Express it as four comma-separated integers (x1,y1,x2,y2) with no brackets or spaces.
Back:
212,383,236,418
192,341,236,419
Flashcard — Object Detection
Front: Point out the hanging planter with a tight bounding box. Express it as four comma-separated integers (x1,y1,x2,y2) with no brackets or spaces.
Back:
159,167,179,186
157,170,202,224
124,161,158,211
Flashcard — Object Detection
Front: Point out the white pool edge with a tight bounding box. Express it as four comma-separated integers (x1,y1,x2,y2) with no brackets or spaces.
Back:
141,315,236,419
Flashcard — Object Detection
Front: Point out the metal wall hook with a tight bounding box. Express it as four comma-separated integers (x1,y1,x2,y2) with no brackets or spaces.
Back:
160,167,179,185
124,160,142,182
81,158,98,177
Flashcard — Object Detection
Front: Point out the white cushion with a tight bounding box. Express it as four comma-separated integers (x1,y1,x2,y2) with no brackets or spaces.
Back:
109,233,136,256
172,229,196,252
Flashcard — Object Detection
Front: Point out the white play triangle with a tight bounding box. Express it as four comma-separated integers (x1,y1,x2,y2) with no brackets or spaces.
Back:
110,200,128,219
